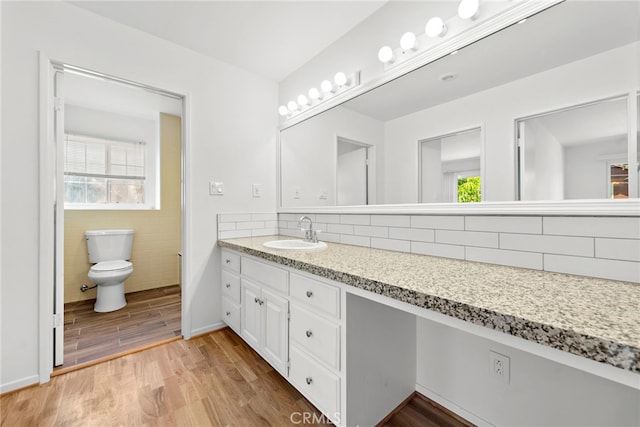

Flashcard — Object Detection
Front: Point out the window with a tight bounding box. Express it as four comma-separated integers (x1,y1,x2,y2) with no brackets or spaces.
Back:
64,134,146,206
609,162,629,199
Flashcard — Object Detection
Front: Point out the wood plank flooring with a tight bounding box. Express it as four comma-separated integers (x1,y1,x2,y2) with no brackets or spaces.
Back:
379,392,474,427
2,327,473,426
60,285,181,369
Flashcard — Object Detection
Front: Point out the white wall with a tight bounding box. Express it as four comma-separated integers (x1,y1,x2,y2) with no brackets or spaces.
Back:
1,1,277,392
280,106,383,207
522,119,564,201
416,318,640,426
383,42,639,202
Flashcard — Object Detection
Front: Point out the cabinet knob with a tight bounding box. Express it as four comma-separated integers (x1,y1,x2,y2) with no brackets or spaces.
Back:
259,299,264,306
226,283,231,288
254,297,259,304
305,377,313,385
306,291,313,298
305,330,313,338
225,259,231,264
226,311,231,316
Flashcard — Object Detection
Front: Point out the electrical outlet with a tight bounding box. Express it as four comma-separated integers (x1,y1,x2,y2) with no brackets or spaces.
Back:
319,189,327,200
293,188,301,199
489,350,510,384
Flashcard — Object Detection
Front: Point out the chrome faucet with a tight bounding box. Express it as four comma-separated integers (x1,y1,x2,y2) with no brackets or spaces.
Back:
298,215,318,243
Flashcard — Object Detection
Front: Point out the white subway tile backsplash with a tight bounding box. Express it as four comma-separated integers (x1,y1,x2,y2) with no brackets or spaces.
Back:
435,230,498,248
340,234,371,247
465,216,542,234
595,238,640,262
319,232,341,243
236,221,265,230
251,213,277,221
371,215,411,227
544,254,640,283
280,213,313,222
219,230,252,239
340,214,370,225
371,238,411,252
411,241,465,260
217,222,236,231
316,214,341,224
354,225,388,238
251,228,278,237
466,247,543,270
265,221,278,229
389,227,435,243
411,215,464,230
328,223,354,235
500,234,594,257
219,213,251,223
543,217,640,239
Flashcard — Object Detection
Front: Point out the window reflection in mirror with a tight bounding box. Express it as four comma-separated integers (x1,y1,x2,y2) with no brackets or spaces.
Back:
517,96,628,201
419,127,481,203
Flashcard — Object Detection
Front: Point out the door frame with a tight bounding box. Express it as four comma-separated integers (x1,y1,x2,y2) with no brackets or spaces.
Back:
335,135,375,206
38,52,191,383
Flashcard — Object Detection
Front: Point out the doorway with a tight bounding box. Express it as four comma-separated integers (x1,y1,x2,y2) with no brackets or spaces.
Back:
48,62,185,370
336,136,373,206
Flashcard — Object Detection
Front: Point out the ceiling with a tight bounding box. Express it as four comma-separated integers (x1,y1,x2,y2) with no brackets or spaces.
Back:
68,0,387,82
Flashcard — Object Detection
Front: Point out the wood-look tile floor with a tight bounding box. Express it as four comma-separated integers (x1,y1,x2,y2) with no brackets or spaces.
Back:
60,285,181,369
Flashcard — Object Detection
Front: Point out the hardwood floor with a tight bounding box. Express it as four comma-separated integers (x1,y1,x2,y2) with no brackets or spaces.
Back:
2,327,473,426
2,328,329,426
379,392,474,427
60,285,181,369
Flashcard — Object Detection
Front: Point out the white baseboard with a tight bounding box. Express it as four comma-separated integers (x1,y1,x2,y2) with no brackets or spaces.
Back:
1,374,39,395
188,321,226,339
415,383,494,427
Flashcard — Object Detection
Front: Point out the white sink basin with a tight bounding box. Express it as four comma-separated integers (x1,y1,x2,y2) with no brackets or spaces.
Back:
263,239,327,251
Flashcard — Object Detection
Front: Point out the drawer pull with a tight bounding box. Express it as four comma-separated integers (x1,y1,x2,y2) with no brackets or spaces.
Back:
306,291,313,298
259,299,264,306
305,377,313,385
225,283,231,288
305,330,313,338
254,297,259,304
226,311,231,316
225,259,231,264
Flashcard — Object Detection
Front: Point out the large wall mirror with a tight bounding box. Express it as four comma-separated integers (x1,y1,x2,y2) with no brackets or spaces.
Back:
279,1,640,209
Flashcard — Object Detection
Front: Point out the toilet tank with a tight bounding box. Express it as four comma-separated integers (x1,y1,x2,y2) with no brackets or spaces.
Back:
85,229,134,263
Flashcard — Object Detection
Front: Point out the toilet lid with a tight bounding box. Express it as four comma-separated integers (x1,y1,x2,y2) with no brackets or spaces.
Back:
91,260,132,272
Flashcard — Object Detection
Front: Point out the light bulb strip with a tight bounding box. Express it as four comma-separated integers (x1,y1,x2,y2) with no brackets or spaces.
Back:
378,0,482,71
279,71,361,119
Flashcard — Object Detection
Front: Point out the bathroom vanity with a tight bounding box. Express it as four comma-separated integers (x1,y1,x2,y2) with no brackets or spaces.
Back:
218,236,639,426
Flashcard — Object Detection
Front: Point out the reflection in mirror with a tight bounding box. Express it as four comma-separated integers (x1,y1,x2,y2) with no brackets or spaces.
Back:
517,96,628,201
337,137,373,206
419,127,481,203
279,1,640,208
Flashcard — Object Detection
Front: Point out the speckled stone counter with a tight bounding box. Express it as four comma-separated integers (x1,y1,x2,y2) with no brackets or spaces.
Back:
218,235,640,373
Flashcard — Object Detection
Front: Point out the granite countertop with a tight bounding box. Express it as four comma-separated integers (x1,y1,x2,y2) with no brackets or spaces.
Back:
218,235,640,373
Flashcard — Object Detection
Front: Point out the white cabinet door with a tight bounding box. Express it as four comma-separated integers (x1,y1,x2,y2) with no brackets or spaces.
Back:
262,287,289,375
241,278,261,350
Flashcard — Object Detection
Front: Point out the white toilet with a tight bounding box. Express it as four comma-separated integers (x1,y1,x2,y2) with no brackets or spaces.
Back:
85,229,135,313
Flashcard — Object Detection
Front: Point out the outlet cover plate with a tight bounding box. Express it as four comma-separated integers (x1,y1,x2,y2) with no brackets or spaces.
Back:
489,350,510,384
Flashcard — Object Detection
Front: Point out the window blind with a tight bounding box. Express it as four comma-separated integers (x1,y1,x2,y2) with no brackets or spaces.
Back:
64,133,145,180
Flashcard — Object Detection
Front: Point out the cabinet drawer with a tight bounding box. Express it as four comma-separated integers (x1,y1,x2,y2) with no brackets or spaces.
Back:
221,270,241,303
221,250,240,273
221,297,240,334
242,257,288,294
290,305,340,370
289,346,340,419
290,273,340,318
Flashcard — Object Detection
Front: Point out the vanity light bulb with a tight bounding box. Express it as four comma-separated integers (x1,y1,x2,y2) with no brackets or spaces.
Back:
321,79,335,94
278,105,289,116
400,32,417,51
458,0,480,20
287,100,298,113
425,17,447,38
308,87,322,100
297,94,309,106
378,46,394,64
334,72,348,87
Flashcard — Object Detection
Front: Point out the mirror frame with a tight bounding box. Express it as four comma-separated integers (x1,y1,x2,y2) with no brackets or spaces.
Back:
277,0,640,216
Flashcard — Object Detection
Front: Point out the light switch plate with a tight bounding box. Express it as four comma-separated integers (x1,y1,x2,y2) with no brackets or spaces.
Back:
210,181,224,195
252,184,262,198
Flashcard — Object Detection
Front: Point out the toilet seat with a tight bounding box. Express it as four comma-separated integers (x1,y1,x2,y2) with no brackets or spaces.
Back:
91,260,132,272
